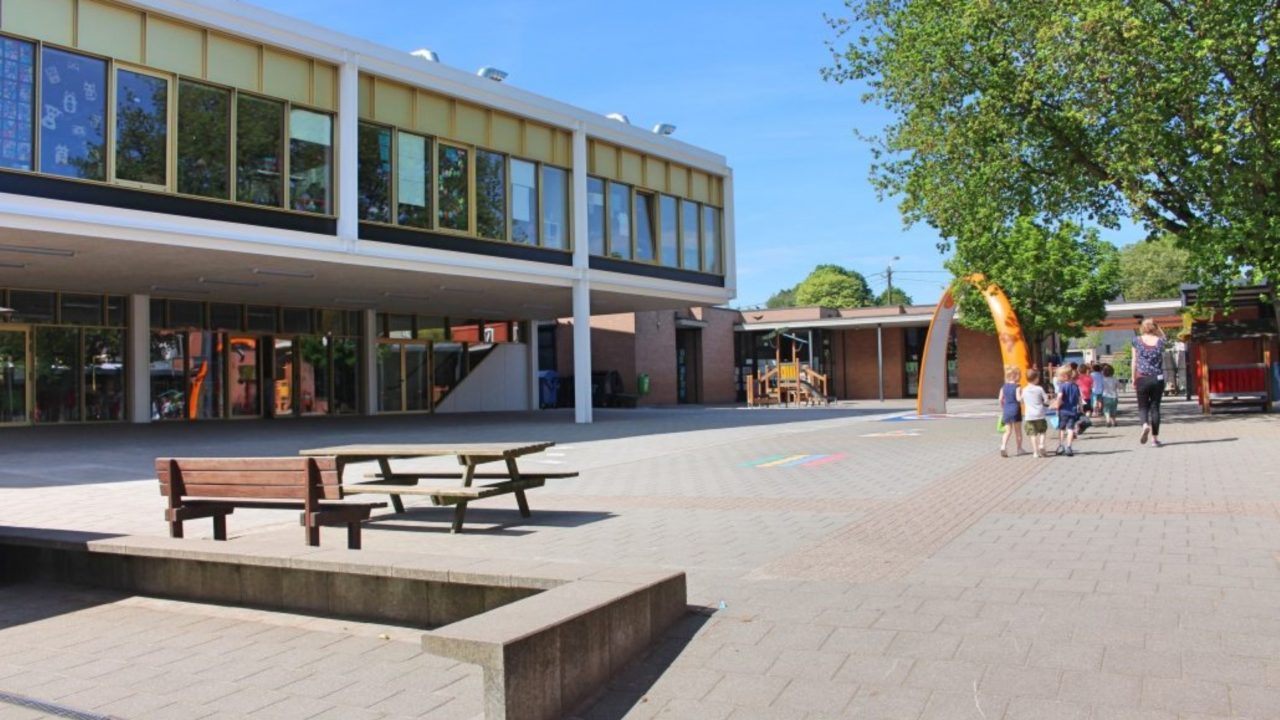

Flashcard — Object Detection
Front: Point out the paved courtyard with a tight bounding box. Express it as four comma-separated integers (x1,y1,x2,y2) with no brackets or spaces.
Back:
2,397,1279,719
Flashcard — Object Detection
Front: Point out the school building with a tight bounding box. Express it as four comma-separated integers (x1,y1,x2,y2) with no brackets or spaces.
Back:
0,0,735,427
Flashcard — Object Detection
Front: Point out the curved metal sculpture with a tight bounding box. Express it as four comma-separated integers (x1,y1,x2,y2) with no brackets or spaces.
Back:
917,273,1031,415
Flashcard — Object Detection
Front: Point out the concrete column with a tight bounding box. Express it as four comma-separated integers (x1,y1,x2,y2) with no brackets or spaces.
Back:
360,308,377,415
336,57,360,247
721,168,737,297
571,125,592,424
877,324,885,402
127,294,150,423
527,320,540,411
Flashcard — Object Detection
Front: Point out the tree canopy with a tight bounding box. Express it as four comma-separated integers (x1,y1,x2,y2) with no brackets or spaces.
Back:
1118,235,1193,301
765,264,874,308
826,0,1280,308
946,218,1121,365
877,287,914,306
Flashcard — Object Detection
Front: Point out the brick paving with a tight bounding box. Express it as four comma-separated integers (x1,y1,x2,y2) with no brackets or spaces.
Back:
2,397,1280,718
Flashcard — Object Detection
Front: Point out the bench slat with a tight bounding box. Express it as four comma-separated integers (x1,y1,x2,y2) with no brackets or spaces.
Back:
155,457,338,473
363,471,579,481
160,469,339,486
182,498,385,510
166,485,311,500
341,478,546,499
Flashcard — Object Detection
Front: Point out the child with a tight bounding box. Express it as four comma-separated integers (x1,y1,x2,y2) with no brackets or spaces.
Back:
1053,366,1081,456
1020,368,1050,458
998,366,1024,457
1090,364,1105,416
1076,365,1094,418
1101,363,1119,427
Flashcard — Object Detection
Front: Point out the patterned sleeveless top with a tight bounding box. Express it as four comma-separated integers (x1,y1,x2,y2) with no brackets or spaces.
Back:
1132,336,1164,378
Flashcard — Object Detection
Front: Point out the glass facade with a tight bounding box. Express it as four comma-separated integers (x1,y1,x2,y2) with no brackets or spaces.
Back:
541,166,568,250
289,109,332,214
587,176,606,256
114,69,168,187
40,47,106,181
634,192,656,263
659,195,679,267
0,36,34,171
236,95,284,207
475,150,506,240
437,144,469,231
396,132,430,228
607,181,631,260
510,159,538,245
681,199,700,270
702,206,721,274
177,81,230,199
358,122,391,222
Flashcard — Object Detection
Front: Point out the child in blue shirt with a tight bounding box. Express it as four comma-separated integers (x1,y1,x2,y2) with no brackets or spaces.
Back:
1053,366,1081,456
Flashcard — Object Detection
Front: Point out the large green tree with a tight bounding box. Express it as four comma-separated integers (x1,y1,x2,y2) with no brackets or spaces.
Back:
877,287,914,306
794,264,875,307
947,218,1121,366
1118,235,1193,301
826,0,1280,315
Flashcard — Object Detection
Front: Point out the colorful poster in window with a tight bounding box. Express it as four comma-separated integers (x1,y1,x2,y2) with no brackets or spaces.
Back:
0,37,35,171
40,47,107,180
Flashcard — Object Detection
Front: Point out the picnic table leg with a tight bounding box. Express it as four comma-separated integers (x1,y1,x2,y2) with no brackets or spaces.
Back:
505,456,532,518
450,460,478,534
379,458,406,514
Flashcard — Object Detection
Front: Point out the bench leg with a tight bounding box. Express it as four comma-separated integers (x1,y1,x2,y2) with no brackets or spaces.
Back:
305,523,320,547
168,519,184,539
390,494,406,514
514,489,531,518
212,513,227,541
347,522,361,550
451,501,468,534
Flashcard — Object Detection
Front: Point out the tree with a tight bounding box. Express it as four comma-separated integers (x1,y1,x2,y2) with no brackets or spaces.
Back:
946,218,1121,367
765,287,796,308
826,0,1280,318
793,264,874,308
1118,235,1192,301
877,287,914,306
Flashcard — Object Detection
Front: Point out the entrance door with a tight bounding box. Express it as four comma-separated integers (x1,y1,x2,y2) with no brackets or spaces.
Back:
273,337,295,417
0,327,30,424
676,329,701,404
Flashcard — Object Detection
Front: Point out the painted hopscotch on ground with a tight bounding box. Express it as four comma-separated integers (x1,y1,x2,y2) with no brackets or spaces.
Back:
743,453,847,469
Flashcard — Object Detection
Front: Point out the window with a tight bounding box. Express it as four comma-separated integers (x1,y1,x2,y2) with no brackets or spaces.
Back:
358,123,391,222
235,95,284,207
289,109,331,214
60,293,103,325
114,68,168,187
681,199,700,270
0,37,35,171
635,192,657,263
541,166,568,250
659,195,679,267
607,182,631,260
437,143,469,231
510,159,538,245
177,81,229,199
40,47,106,181
475,150,506,241
702,206,721,273
587,176,606,255
396,131,430,228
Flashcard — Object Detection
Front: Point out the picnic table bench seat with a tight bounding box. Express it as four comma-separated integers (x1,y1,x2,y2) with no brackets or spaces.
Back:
157,456,385,549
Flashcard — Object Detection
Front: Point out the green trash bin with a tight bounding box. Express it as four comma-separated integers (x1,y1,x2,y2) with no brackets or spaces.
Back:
637,373,651,395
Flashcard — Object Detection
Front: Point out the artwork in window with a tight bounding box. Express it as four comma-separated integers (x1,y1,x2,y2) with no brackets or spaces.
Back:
510,159,537,245
396,132,430,228
177,81,229,199
702,206,721,274
235,95,284,207
358,123,391,222
289,108,331,214
635,192,656,263
541,166,568,250
115,69,168,186
608,182,631,260
476,150,506,241
39,47,106,181
0,37,35,171
659,194,679,267
587,176,605,255
437,144,469,231
681,199,700,270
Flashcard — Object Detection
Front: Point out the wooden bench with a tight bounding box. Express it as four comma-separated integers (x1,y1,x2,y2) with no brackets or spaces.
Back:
156,457,386,549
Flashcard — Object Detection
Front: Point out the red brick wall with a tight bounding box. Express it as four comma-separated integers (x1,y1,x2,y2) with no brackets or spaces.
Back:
633,311,677,405
955,325,1005,398
554,314,637,389
696,307,738,403
829,327,909,399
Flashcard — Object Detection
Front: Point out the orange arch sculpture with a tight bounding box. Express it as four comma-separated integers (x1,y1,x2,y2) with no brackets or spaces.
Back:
917,273,1031,415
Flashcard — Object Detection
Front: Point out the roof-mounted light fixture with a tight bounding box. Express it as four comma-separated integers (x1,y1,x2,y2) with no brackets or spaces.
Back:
411,48,439,62
652,123,676,136
605,113,630,124
477,66,507,82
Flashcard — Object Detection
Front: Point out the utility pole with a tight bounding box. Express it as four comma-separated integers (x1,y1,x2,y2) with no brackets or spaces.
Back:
884,256,900,306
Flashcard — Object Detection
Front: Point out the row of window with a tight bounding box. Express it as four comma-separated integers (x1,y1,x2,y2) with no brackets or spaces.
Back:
587,178,721,273
149,299,361,336
0,289,126,326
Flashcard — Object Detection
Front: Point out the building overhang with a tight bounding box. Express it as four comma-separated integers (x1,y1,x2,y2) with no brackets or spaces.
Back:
736,313,931,333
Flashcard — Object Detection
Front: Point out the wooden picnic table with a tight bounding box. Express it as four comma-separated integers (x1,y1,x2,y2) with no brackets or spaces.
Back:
298,442,571,533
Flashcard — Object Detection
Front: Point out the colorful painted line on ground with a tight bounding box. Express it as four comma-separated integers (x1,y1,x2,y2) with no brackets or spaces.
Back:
859,428,922,438
883,411,999,422
743,453,847,469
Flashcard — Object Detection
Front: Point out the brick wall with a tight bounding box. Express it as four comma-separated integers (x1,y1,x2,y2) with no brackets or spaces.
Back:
633,311,677,405
829,327,910,399
955,325,1005,399
696,307,738,403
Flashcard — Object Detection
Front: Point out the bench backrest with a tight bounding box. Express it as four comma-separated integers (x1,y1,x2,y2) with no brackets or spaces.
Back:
156,457,341,501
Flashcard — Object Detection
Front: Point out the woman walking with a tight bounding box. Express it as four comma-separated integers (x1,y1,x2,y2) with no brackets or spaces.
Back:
1132,319,1167,447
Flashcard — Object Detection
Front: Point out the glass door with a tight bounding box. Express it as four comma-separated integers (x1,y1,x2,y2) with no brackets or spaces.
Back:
0,327,30,424
272,337,295,417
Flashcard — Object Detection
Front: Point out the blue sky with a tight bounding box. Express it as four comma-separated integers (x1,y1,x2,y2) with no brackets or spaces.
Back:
246,0,1000,307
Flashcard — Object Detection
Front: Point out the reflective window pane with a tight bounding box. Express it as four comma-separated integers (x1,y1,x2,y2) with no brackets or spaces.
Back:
681,199,700,270
635,192,656,263
34,327,80,423
289,109,331,214
84,329,124,421
396,132,430,228
60,293,103,325
236,95,284,207
150,331,186,420
358,122,391,222
476,150,506,241
187,330,225,419
0,37,36,171
114,69,168,186
0,328,29,423
587,176,605,255
541,166,568,250
168,300,203,328
246,305,277,332
331,338,358,414
432,341,465,407
229,335,260,417
659,195,679,267
608,182,631,260
209,303,241,330
273,337,294,417
105,296,125,326
437,144,469,231
8,290,54,323
377,342,403,412
510,159,538,245
404,343,429,411
702,206,721,274
40,47,106,181
297,335,328,415
177,81,230,199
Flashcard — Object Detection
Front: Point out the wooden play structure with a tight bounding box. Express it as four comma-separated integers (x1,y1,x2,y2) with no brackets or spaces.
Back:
745,330,831,407
1190,318,1276,414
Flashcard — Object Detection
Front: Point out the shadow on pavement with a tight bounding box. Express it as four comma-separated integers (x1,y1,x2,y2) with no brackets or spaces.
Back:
364,508,616,535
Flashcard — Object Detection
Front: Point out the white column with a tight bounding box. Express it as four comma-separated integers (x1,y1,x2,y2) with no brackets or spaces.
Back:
876,324,885,402
721,168,737,298
571,124,593,424
127,294,150,423
336,57,360,247
526,321,540,411
360,308,377,415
